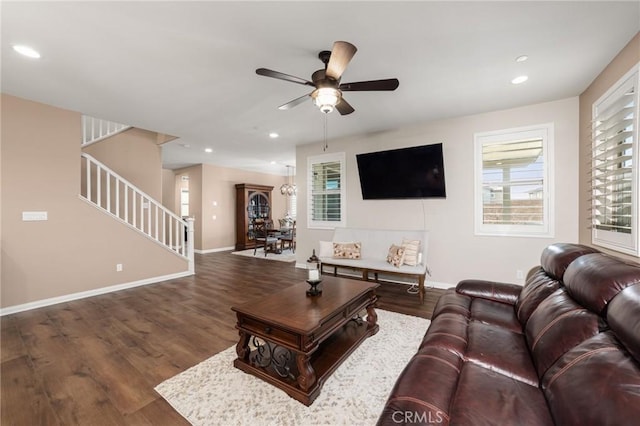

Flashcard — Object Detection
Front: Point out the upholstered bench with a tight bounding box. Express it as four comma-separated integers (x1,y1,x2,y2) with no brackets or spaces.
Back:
318,228,429,302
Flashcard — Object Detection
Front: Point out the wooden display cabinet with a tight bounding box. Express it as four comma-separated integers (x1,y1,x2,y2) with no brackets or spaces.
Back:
235,184,273,250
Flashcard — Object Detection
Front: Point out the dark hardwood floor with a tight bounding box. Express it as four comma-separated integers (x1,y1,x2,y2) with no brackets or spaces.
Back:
1,251,445,425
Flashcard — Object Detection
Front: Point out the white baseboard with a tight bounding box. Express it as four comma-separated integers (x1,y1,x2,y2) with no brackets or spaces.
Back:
294,263,453,290
0,270,194,316
194,246,235,254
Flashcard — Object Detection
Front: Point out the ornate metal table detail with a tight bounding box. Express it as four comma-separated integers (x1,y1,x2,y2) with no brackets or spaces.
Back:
250,336,295,380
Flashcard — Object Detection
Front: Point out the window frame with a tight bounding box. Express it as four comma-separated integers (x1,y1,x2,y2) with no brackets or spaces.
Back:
591,64,640,257
307,152,346,229
474,123,555,237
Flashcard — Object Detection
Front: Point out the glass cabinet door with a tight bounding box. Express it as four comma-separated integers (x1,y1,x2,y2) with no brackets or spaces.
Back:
247,192,270,240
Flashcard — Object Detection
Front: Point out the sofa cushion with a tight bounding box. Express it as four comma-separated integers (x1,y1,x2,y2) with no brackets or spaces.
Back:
332,241,362,259
525,289,600,378
448,363,554,426
542,332,640,425
469,298,522,334
401,238,420,266
465,322,538,386
431,290,471,320
564,253,640,315
607,283,640,360
515,266,561,326
386,244,405,268
540,243,600,280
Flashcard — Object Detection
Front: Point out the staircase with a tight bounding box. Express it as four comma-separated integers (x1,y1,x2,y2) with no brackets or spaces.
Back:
80,150,194,274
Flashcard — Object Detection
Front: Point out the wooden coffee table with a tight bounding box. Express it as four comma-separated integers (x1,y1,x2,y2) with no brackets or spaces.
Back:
231,277,379,405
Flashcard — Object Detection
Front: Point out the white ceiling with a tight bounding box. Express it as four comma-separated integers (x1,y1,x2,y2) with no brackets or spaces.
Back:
2,1,639,175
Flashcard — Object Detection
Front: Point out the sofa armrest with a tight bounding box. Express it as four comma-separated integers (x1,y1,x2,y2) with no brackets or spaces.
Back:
456,279,522,305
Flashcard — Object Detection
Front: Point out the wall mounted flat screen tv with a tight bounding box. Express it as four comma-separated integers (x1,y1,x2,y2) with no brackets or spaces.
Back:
356,143,446,199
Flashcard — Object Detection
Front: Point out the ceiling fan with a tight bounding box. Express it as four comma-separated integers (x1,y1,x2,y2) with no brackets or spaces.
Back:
256,41,399,115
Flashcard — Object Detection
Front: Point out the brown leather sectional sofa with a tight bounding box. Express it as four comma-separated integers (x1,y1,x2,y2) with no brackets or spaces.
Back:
377,243,640,425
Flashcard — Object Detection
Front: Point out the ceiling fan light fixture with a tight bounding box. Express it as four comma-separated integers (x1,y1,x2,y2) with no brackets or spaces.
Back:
312,87,340,114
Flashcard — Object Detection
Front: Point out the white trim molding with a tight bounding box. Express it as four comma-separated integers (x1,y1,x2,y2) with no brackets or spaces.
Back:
0,270,193,316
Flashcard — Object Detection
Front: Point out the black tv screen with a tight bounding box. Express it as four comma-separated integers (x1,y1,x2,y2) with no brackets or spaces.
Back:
356,143,446,199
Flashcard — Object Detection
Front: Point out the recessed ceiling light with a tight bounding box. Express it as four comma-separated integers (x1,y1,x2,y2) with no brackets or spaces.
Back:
13,45,41,59
204,148,213,153
270,161,276,165
511,75,529,85
515,55,528,63
269,132,279,139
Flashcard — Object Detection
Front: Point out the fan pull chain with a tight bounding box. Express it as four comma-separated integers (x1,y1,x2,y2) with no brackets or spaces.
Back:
323,113,328,151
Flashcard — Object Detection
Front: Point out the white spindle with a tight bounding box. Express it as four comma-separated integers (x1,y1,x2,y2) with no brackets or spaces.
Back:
96,165,101,208
175,221,180,251
124,186,128,222
169,216,173,249
140,194,144,232
132,192,137,228
116,180,120,218
155,206,159,240
86,156,91,200
162,212,166,244
106,171,111,213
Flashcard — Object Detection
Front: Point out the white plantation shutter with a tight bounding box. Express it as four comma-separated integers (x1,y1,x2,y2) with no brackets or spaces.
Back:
474,124,554,237
288,193,297,219
591,65,639,256
308,152,346,228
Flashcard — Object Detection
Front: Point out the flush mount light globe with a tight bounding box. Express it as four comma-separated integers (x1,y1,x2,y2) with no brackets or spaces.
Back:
312,87,340,114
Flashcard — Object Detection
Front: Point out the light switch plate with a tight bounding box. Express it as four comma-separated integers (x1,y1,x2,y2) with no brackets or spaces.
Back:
22,211,48,221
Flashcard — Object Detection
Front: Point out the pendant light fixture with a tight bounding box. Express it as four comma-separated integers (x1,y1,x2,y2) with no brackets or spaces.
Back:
280,165,296,196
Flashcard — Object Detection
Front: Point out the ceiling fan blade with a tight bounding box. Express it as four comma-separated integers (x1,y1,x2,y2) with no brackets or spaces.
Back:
256,68,314,87
335,97,355,115
278,93,312,110
326,41,357,81
340,78,399,92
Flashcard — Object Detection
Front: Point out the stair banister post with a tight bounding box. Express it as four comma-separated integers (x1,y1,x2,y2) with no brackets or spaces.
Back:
186,217,195,274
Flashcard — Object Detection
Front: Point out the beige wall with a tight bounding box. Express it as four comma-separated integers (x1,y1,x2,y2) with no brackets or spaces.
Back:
161,168,177,214
578,32,640,262
296,97,580,286
173,163,287,251
82,128,163,200
1,95,188,310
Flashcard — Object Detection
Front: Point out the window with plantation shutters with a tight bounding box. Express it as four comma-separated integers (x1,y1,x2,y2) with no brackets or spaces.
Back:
591,65,639,256
308,152,346,229
474,124,554,237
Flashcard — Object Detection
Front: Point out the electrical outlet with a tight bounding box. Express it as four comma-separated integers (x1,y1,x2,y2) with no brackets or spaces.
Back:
116,263,123,272
516,269,524,279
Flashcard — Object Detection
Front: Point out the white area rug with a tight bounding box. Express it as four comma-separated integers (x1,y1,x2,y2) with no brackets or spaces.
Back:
232,248,296,263
155,310,429,426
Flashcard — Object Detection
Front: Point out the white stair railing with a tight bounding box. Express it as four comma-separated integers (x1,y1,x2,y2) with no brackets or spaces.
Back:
82,115,131,146
80,153,194,273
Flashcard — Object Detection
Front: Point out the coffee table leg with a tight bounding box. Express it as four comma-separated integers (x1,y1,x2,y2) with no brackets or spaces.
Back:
295,353,316,391
366,302,379,335
236,330,251,361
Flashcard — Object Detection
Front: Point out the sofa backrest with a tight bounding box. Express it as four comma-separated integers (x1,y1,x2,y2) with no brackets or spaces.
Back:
331,228,429,263
524,251,640,425
515,243,599,325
